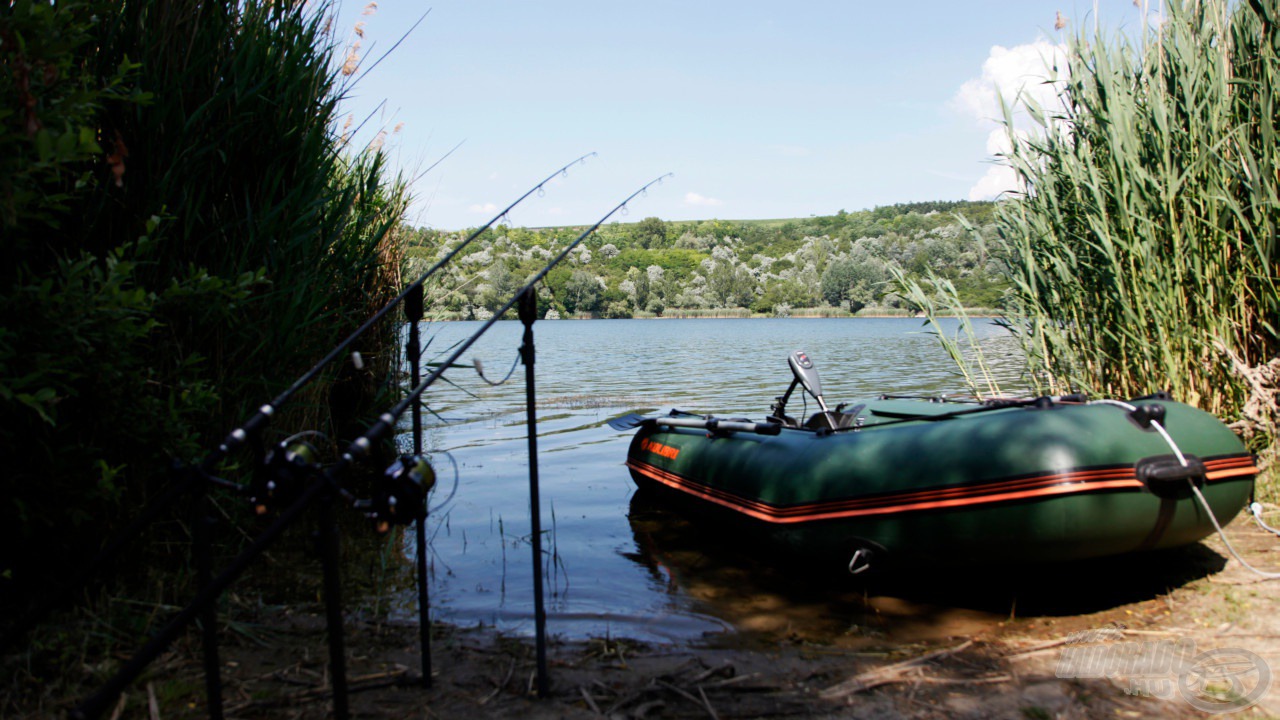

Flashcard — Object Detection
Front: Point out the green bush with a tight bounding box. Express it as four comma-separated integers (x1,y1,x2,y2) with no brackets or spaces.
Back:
0,0,407,594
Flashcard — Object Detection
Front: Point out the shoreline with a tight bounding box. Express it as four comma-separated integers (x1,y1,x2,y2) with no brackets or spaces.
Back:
13,513,1277,718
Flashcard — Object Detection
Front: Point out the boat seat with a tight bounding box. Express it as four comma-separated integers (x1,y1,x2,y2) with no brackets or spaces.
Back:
804,404,865,431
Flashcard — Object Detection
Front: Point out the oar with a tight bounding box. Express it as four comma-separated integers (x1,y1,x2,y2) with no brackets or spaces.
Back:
607,413,652,431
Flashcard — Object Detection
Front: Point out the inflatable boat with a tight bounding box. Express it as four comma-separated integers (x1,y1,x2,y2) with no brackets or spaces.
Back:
618,351,1257,570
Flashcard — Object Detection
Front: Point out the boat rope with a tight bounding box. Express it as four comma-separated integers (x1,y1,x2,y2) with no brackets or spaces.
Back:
1248,502,1280,538
1091,399,1280,580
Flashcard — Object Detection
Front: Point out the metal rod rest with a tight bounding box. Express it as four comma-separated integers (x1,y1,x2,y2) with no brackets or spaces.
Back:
406,284,433,688
519,288,551,697
318,491,350,720
192,475,225,720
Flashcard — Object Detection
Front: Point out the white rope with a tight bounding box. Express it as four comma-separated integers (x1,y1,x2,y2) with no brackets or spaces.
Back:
1249,502,1280,538
1186,479,1280,579
1089,399,1280,579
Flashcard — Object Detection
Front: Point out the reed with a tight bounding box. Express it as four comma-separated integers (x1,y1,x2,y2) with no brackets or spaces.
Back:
92,0,409,429
0,0,408,598
988,0,1278,463
892,268,1005,398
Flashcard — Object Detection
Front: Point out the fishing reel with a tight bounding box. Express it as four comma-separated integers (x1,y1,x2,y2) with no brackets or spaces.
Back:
248,439,320,515
361,455,436,534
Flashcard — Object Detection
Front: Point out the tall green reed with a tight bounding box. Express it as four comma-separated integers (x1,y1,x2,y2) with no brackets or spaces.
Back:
0,0,409,596
988,0,1277,457
890,267,1005,399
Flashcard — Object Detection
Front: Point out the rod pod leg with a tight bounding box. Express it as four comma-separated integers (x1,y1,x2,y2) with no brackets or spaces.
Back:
518,288,550,698
316,490,350,720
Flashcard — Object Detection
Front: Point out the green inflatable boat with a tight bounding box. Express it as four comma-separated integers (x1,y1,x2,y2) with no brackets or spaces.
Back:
619,351,1257,570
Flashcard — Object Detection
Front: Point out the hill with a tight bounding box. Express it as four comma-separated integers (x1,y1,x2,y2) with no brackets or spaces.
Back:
403,201,1003,319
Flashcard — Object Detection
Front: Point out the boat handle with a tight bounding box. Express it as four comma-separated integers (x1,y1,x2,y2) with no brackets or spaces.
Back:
651,417,782,436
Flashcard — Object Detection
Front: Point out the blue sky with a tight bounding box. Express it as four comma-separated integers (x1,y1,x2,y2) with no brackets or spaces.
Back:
331,1,1156,230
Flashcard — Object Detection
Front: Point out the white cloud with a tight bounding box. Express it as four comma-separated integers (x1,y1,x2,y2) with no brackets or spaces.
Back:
547,207,565,215
684,192,722,207
468,202,498,213
969,165,1019,201
955,39,1067,123
955,38,1068,199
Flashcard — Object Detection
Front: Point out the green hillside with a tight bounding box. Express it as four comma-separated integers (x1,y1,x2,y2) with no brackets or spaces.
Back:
404,200,1003,319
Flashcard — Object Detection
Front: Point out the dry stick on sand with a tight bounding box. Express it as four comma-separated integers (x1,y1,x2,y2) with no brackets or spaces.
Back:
697,685,721,720
222,667,411,714
146,682,160,720
578,686,603,714
821,640,975,699
1002,637,1078,661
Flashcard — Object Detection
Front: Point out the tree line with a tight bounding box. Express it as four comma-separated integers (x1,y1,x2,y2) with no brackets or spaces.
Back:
403,200,1003,319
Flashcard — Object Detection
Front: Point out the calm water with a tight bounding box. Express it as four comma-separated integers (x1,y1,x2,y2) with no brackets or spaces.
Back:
389,318,1029,643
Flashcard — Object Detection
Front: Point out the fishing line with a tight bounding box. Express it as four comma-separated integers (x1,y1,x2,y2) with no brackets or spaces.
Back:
426,450,461,515
411,139,466,185
474,354,521,386
337,98,388,154
280,430,329,447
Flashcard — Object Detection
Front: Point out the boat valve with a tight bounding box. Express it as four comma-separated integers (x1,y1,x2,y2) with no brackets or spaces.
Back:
249,440,319,515
367,455,436,534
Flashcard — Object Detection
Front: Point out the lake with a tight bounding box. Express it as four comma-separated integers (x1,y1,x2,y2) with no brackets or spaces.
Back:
391,317,1029,643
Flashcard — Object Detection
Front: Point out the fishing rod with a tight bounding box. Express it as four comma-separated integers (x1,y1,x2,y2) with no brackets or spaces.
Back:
71,176,671,718
330,171,670,702
333,172,673,471
0,154,596,655
202,152,597,470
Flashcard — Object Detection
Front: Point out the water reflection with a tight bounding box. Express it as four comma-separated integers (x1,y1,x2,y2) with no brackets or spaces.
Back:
626,491,1225,647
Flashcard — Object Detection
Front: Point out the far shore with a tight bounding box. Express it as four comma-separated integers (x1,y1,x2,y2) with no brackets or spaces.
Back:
423,309,1000,322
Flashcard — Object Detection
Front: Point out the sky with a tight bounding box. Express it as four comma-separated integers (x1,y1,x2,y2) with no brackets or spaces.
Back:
330,1,1158,230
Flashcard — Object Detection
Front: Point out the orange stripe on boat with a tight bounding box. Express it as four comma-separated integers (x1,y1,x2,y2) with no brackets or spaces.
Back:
625,455,1256,525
